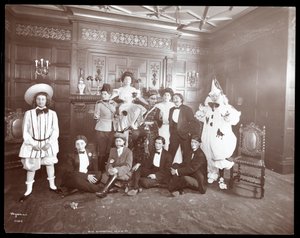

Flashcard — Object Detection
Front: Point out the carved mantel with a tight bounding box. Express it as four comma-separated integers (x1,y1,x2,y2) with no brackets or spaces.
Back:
70,94,102,103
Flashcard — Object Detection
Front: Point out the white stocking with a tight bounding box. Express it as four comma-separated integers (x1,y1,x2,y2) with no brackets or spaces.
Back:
24,171,35,196
46,165,57,190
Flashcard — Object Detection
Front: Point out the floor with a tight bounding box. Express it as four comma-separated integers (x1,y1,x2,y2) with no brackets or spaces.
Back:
3,164,294,234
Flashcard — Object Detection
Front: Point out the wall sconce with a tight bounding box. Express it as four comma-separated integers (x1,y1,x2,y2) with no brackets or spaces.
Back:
34,58,50,79
187,70,199,87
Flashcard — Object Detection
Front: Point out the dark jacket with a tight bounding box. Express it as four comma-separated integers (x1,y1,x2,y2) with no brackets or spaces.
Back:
169,104,200,140
173,147,207,192
142,149,172,183
65,149,95,176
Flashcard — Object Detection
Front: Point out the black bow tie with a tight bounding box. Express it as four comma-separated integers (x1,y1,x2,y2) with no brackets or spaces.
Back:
78,151,85,154
36,108,49,116
155,151,160,155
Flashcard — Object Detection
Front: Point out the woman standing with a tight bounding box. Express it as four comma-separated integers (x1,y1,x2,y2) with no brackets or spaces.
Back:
155,88,175,150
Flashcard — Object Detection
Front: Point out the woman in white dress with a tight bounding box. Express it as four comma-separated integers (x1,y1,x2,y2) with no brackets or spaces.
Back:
155,88,175,150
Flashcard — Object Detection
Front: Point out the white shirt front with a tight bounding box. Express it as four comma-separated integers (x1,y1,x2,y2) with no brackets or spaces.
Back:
172,108,180,123
117,147,124,157
79,151,89,173
153,149,163,167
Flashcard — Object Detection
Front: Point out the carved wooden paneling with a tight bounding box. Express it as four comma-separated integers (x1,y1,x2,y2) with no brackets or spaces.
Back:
107,57,127,72
148,61,161,89
56,49,71,64
36,47,52,61
57,115,70,135
14,64,32,79
71,102,97,143
54,102,70,115
185,90,198,103
14,81,30,98
15,45,32,61
53,84,70,99
55,67,70,81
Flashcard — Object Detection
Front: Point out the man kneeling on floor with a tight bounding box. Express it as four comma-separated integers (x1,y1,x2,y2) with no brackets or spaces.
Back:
168,135,208,197
96,132,133,198
60,135,102,197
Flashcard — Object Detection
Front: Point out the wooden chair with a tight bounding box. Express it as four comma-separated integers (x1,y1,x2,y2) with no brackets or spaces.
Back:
229,122,266,199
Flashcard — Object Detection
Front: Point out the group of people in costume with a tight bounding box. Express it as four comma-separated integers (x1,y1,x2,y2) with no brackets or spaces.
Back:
18,71,240,202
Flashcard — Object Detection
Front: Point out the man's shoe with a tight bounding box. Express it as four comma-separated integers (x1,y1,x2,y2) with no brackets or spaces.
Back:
96,190,108,198
171,191,180,197
19,194,31,203
127,189,138,196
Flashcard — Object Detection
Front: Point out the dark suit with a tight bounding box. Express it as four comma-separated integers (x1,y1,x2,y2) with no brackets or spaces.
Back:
60,149,102,193
169,104,200,163
168,147,208,194
131,149,173,189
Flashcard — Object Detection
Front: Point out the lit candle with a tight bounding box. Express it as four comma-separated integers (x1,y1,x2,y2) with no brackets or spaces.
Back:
35,60,38,67
41,58,44,67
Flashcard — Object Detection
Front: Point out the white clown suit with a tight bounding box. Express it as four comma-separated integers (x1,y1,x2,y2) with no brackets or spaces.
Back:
195,79,241,188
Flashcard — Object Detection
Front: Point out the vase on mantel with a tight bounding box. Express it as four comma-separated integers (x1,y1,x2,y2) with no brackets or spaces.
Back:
78,80,86,95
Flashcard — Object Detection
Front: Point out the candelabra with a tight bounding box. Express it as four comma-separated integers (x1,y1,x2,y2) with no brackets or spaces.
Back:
187,71,199,87
34,58,50,79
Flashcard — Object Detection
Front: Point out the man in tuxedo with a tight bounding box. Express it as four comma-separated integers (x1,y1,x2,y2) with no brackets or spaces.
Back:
60,135,102,196
126,136,172,196
168,135,208,197
168,93,200,164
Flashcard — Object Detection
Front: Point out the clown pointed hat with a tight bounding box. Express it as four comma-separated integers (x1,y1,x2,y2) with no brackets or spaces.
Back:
209,77,223,96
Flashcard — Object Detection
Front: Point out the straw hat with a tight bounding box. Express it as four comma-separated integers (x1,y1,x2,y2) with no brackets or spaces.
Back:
24,83,53,105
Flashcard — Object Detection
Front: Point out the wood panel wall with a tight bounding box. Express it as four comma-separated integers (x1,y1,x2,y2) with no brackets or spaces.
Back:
208,7,294,173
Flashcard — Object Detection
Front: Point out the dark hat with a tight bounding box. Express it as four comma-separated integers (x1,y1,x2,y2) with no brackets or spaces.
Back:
75,135,88,144
191,135,201,143
120,71,134,82
100,83,111,93
114,132,127,142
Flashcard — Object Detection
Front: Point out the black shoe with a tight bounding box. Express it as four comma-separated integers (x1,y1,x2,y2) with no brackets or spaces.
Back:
19,194,31,203
49,188,63,195
96,190,108,198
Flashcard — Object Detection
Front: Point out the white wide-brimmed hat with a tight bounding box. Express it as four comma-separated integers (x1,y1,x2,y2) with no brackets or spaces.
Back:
24,83,53,105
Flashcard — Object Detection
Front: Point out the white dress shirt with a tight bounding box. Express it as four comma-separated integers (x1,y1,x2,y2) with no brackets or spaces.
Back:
79,151,89,173
172,107,180,123
153,149,163,167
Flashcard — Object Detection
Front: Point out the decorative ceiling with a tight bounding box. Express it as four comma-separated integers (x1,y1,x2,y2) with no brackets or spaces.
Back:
6,5,257,35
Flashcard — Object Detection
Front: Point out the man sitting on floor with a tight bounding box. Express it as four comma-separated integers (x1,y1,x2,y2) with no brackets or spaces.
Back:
168,135,208,197
96,132,133,198
60,135,102,197
126,136,172,196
